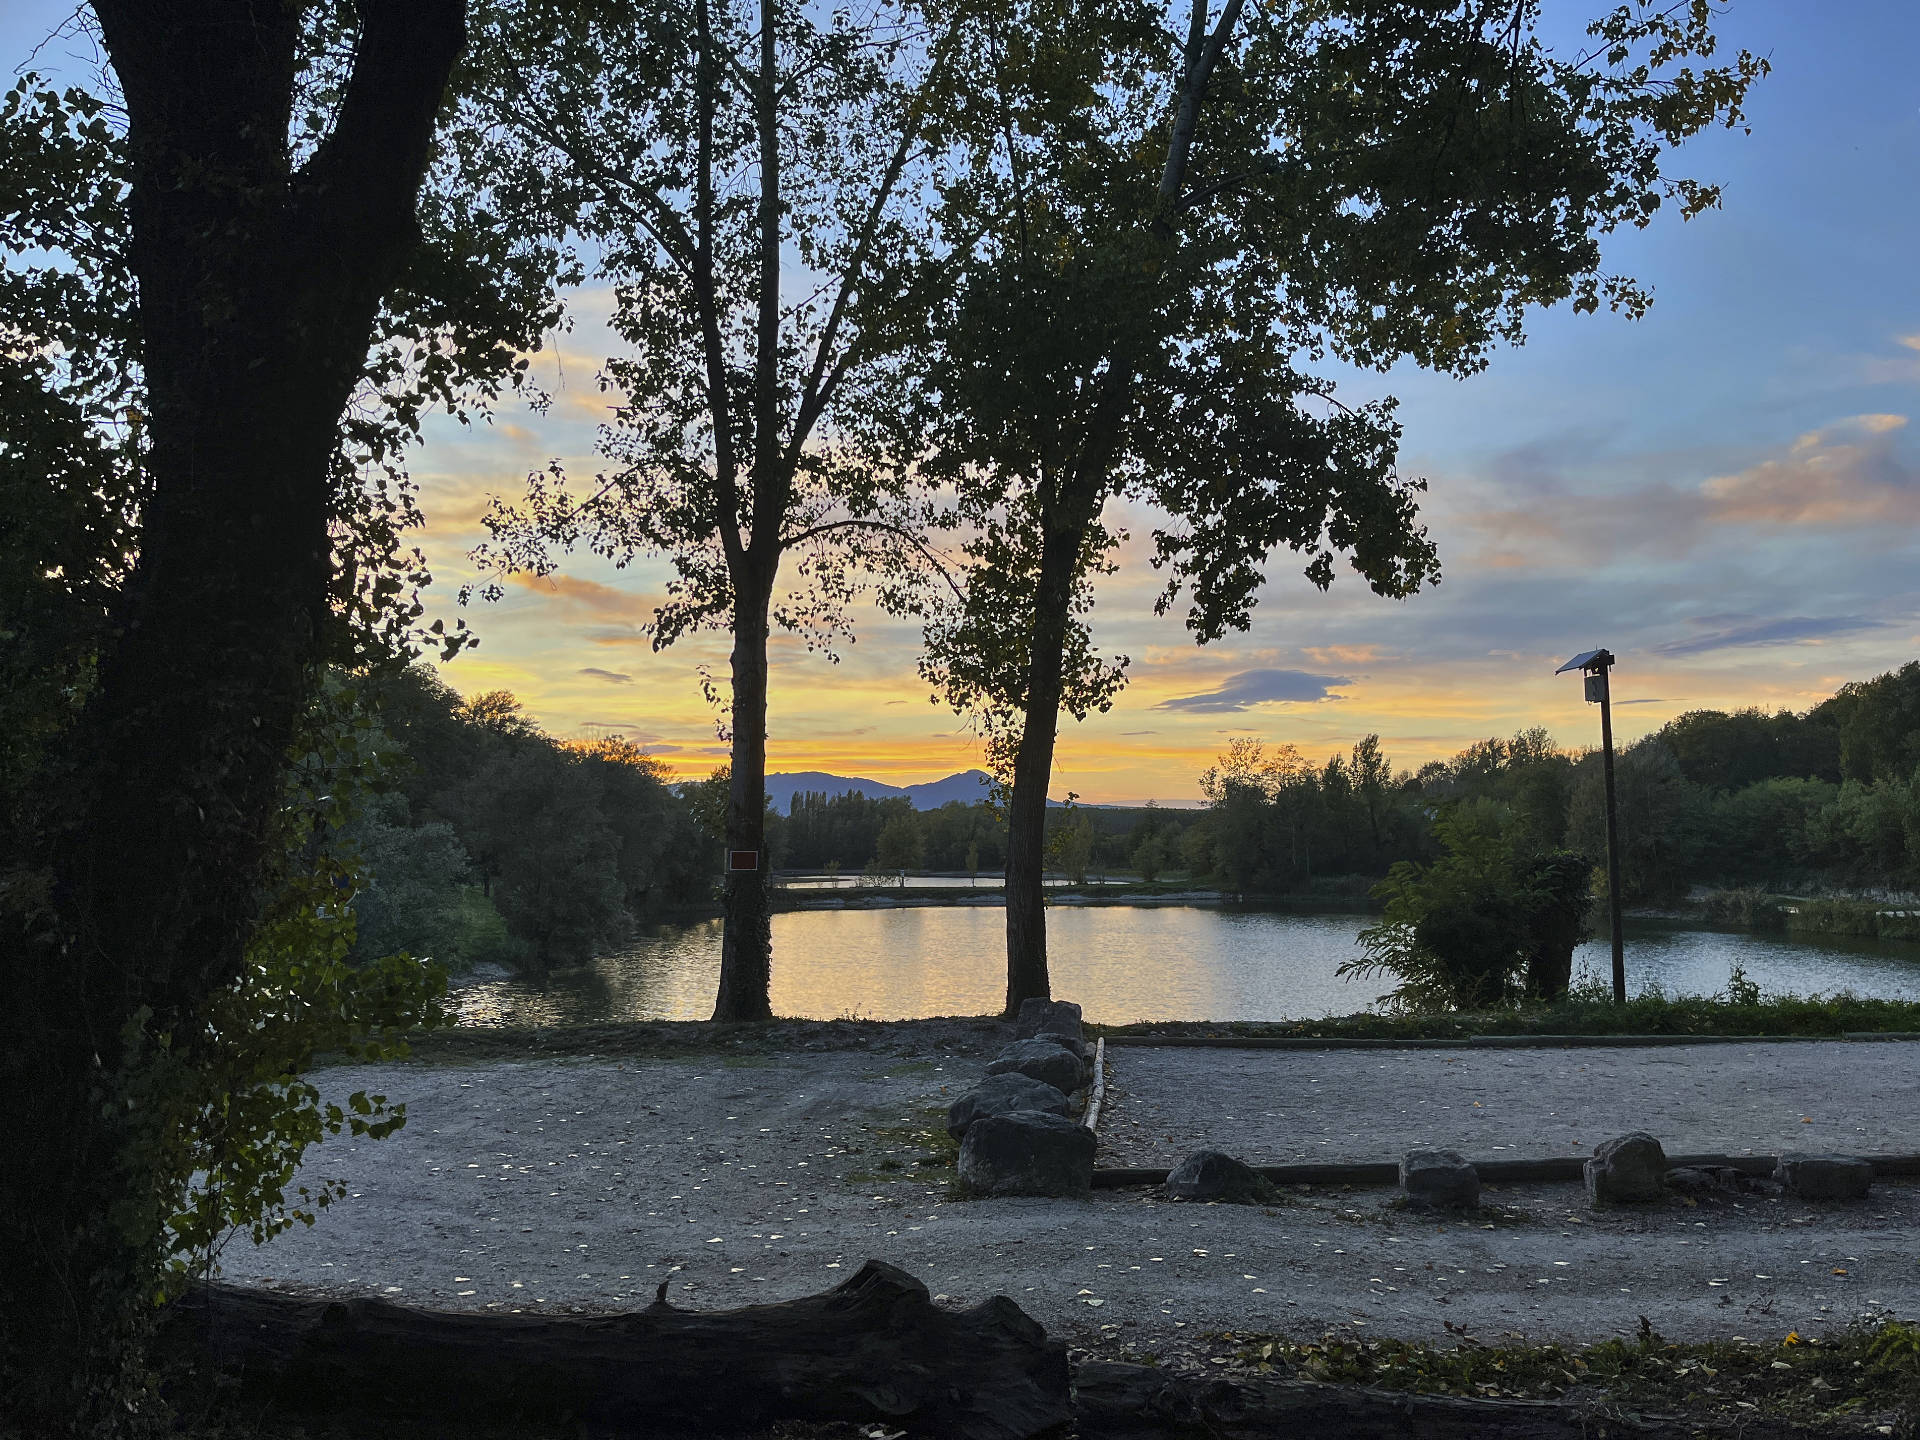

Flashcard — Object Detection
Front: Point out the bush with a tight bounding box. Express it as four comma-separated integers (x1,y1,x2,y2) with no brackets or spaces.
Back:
1342,808,1592,1011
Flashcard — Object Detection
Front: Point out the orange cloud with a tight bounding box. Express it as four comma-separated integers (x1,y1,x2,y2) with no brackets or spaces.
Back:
1701,415,1915,527
507,570,664,623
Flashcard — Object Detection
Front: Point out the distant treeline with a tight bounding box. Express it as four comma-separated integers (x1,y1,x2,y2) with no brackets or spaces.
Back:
1187,660,1920,903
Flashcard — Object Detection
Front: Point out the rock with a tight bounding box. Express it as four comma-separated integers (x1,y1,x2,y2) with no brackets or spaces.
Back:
1776,1154,1872,1201
944,1073,1072,1142
985,1038,1087,1095
1667,1166,1746,1198
1584,1132,1667,1206
957,1111,1094,1197
1014,998,1083,1041
1164,1150,1269,1204
1399,1150,1479,1210
1033,1030,1094,1065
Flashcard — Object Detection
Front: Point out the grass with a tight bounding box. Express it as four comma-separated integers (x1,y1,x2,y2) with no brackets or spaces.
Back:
1096,984,1920,1042
1209,1316,1920,1432
842,1105,958,1189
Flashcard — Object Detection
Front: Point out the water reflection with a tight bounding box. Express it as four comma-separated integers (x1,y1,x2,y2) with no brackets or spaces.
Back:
448,908,1920,1028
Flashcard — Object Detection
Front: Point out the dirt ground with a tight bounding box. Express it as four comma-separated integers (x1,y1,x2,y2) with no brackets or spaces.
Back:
217,1027,1920,1353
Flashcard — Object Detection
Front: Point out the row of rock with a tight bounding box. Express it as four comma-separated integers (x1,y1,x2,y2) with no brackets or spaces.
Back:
1155,1135,1879,1211
1585,1132,1874,1204
948,1000,1098,1197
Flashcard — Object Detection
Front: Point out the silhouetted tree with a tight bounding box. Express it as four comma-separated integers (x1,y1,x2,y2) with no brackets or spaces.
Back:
923,0,1767,1013
2,3,468,1421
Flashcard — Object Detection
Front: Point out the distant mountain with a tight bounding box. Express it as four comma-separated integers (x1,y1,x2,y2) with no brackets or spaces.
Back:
903,770,995,808
766,768,996,813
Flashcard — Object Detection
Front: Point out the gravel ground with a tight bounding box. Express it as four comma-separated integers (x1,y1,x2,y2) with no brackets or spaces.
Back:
216,1035,1920,1352
1097,1040,1920,1167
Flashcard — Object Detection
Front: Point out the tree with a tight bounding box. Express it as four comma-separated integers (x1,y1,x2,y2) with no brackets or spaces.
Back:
876,808,928,872
1,2,469,1422
1344,808,1593,1011
920,0,1765,1015
461,0,950,1020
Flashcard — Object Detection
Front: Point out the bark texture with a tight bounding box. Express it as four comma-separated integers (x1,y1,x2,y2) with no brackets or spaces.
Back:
165,1262,1071,1440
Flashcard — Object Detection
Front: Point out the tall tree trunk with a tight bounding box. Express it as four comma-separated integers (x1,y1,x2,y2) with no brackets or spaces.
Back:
0,3,464,1426
1002,486,1097,1015
713,575,775,1021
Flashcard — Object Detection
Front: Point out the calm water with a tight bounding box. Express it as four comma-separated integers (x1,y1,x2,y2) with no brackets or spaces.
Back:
447,907,1920,1028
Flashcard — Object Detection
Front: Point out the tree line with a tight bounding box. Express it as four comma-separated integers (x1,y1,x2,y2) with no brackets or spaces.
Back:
1185,661,1920,906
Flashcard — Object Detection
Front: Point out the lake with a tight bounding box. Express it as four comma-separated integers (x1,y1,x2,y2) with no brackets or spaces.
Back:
446,906,1920,1027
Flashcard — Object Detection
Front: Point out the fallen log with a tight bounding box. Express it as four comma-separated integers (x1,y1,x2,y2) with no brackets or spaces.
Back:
1071,1361,1845,1439
165,1260,1070,1440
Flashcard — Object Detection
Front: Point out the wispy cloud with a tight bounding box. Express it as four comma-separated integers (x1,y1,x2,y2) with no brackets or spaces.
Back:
1157,669,1353,713
508,570,660,622
1655,616,1883,657
579,667,633,684
1454,414,1919,567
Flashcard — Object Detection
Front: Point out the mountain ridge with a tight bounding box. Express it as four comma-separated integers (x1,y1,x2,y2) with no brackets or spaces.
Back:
765,768,996,813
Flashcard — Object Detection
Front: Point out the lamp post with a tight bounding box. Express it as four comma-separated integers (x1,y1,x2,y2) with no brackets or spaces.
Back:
1557,648,1625,1003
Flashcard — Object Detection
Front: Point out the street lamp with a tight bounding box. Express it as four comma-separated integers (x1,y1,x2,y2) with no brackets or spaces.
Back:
1557,648,1625,1003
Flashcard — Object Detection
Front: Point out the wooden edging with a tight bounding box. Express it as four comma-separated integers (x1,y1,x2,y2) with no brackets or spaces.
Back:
1082,1037,1107,1133
1089,1151,1920,1191
1099,1031,1920,1052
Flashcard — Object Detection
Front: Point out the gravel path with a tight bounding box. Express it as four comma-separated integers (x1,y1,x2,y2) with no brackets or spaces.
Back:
1096,1040,1920,1168
216,1037,1920,1350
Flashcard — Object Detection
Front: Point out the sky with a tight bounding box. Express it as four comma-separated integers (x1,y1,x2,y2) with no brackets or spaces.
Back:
9,3,1920,804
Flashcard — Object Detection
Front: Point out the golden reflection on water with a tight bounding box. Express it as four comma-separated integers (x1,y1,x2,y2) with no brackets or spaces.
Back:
448,907,1389,1027
447,906,1920,1028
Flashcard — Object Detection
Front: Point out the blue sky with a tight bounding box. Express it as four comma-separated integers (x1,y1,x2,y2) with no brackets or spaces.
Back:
10,2,1919,801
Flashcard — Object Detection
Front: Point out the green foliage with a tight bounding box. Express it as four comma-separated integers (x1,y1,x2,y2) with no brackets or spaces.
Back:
1344,808,1593,1012
131,682,446,1290
1699,886,1787,931
350,669,719,971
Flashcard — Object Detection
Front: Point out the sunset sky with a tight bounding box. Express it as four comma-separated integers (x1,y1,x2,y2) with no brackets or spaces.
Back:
10,2,1920,803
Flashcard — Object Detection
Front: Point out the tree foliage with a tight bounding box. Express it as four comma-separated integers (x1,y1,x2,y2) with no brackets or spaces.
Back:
1345,808,1595,1011
917,0,1767,1012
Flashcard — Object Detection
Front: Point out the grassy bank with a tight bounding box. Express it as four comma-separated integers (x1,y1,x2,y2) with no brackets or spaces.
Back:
1700,888,1920,943
1096,983,1920,1042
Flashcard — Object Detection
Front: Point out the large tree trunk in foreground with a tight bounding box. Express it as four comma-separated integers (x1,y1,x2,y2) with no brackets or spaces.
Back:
1073,1361,1836,1439
165,1261,1070,1440
0,1,464,1425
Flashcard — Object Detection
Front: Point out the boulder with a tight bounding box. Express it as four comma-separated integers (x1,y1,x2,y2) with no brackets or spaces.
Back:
1399,1150,1479,1211
1164,1150,1268,1204
986,1038,1087,1095
1033,1030,1094,1065
958,1111,1095,1198
1584,1132,1667,1207
1776,1154,1872,1202
1014,998,1083,1041
944,1073,1072,1142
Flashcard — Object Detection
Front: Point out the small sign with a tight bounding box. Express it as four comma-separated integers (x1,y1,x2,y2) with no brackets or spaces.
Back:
726,849,760,873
